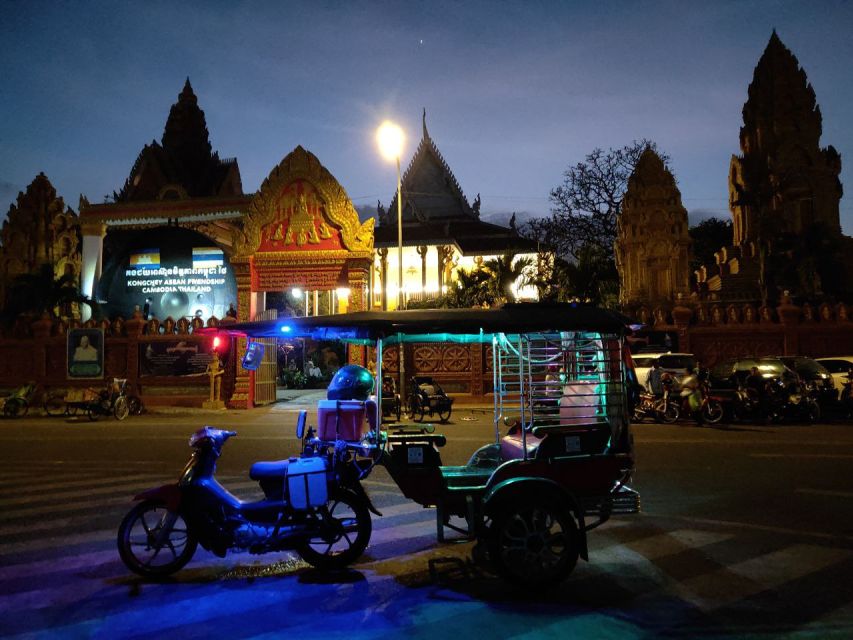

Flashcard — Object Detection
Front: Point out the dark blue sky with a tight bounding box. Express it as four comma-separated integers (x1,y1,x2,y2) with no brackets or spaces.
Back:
1,0,851,233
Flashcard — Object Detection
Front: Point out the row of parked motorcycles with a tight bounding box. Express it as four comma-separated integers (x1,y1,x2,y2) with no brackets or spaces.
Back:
632,372,842,425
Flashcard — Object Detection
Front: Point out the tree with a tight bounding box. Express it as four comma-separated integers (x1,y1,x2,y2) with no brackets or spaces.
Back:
522,139,668,307
689,218,733,274
481,253,534,303
1,264,97,327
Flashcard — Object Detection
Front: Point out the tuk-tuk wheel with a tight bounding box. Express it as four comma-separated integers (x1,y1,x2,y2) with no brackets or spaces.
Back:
488,495,579,586
438,406,451,423
409,399,424,422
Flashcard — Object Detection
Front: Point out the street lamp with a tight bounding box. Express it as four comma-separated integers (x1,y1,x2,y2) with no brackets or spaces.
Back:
376,120,405,310
377,120,406,410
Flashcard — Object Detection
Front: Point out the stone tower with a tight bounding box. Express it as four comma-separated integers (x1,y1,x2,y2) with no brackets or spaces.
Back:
615,148,691,304
729,31,842,246
114,78,243,202
0,173,81,304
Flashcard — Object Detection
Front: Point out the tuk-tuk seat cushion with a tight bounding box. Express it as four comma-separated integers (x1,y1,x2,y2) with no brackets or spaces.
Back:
500,429,544,461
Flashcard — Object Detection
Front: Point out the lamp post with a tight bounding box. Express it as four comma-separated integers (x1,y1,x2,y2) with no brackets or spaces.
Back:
376,121,405,310
377,120,406,411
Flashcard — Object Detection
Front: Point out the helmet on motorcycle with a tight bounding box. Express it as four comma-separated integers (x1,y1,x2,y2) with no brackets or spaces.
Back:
327,365,375,401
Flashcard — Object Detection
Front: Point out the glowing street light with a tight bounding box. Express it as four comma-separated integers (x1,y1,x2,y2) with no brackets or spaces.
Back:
377,119,407,406
376,120,405,310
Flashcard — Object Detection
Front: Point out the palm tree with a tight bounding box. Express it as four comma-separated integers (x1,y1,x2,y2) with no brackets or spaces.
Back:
482,252,534,304
1,264,97,326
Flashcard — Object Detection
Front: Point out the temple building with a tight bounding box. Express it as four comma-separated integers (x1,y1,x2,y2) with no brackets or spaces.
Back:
76,80,373,407
615,148,691,305
696,31,848,302
0,173,81,306
372,113,539,309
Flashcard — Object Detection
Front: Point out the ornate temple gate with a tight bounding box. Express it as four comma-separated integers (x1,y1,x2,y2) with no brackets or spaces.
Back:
227,146,374,409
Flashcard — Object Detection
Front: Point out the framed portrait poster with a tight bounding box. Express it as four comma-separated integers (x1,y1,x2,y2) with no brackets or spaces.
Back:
67,328,104,379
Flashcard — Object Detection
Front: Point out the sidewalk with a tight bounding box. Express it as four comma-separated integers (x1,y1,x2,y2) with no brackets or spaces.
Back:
144,388,494,414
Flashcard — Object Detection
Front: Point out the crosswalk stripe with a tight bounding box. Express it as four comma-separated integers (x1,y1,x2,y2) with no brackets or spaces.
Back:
622,529,734,561
0,480,263,523
674,544,850,612
0,473,128,498
0,476,168,508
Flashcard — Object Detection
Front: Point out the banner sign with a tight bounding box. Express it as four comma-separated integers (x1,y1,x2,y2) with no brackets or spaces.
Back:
253,265,344,291
67,328,105,379
97,228,237,321
139,341,215,377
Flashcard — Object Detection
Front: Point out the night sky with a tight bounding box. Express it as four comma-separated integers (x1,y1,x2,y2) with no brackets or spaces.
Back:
1,1,851,233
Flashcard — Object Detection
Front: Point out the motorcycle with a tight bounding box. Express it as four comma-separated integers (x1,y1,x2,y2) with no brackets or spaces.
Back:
632,391,679,423
767,378,821,423
117,411,377,578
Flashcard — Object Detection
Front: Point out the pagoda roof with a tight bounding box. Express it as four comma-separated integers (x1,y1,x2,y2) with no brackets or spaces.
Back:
384,111,477,225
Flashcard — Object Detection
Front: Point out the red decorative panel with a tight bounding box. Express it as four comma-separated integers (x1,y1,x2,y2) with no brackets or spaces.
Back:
413,345,440,372
258,180,342,252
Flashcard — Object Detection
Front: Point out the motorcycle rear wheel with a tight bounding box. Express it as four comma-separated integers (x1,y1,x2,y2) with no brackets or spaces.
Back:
117,499,197,578
297,489,371,571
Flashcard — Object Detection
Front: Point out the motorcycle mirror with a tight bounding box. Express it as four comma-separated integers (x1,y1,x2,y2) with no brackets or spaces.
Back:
295,410,307,440
241,342,265,371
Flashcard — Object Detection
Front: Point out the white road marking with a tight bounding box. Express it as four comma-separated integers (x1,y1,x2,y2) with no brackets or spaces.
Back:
795,488,853,498
750,453,853,459
675,544,849,612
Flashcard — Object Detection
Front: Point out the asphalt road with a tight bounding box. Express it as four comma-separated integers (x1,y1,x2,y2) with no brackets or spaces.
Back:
1,407,852,639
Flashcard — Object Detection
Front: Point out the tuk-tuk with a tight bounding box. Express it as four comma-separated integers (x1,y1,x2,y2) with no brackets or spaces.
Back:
213,302,640,585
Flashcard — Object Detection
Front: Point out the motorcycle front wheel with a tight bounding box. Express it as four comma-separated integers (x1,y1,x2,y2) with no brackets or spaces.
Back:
117,500,197,578
114,396,130,421
659,402,680,424
297,489,371,571
703,399,724,424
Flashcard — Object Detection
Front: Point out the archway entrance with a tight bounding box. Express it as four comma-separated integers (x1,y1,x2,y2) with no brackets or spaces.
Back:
228,146,375,408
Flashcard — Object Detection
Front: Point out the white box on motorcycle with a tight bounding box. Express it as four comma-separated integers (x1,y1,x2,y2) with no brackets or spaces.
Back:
286,456,329,510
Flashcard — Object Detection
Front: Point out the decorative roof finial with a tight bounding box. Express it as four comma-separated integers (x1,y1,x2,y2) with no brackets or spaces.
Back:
422,108,429,140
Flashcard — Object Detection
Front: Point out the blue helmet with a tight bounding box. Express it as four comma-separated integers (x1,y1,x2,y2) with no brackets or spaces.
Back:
327,365,375,401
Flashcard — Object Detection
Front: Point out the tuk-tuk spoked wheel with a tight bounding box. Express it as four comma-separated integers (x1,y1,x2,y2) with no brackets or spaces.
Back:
437,406,451,423
409,398,425,422
488,495,579,585
296,488,372,570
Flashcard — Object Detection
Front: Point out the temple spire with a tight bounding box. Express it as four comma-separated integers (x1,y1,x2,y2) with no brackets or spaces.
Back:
422,108,429,141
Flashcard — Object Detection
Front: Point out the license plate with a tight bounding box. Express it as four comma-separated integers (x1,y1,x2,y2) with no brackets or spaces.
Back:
407,447,424,464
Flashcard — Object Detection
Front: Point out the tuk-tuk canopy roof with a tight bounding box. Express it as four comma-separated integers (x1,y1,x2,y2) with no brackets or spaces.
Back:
205,303,629,344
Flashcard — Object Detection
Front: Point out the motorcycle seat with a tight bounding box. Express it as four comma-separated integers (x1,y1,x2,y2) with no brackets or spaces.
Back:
249,459,293,480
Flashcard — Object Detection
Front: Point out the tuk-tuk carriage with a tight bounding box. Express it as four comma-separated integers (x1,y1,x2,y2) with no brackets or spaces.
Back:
380,376,402,423
408,375,453,423
217,303,640,585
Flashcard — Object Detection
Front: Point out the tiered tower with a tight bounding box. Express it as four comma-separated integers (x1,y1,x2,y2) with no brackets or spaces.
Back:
615,148,691,304
729,31,842,246
0,173,81,304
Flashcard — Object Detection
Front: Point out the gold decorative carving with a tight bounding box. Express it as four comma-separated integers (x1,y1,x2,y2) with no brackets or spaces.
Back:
235,146,374,258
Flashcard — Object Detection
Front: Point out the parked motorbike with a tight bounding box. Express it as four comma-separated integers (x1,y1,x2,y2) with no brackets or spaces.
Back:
117,412,377,578
767,378,821,423
632,392,679,423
